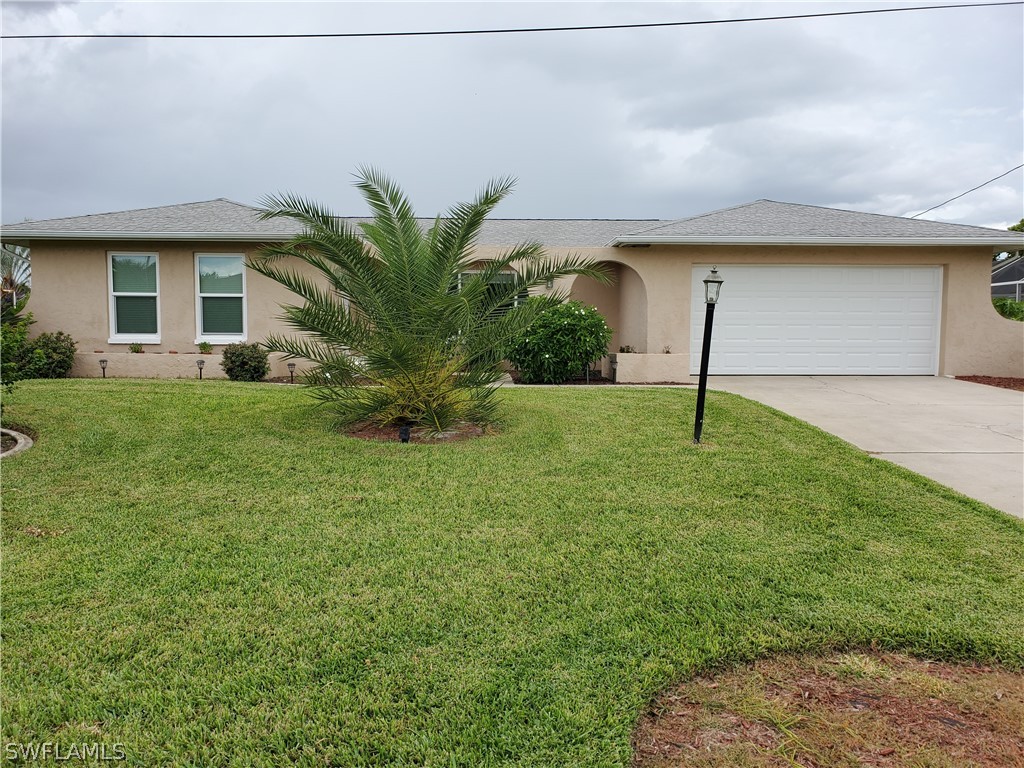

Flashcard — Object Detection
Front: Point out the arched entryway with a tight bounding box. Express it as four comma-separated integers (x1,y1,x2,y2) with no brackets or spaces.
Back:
570,262,648,373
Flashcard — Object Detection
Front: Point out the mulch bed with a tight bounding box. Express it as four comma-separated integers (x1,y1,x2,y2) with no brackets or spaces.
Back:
957,376,1024,392
632,650,1024,768
343,420,489,443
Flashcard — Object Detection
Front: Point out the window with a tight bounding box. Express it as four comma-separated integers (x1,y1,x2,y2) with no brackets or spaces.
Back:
196,254,246,342
458,271,529,316
108,252,160,343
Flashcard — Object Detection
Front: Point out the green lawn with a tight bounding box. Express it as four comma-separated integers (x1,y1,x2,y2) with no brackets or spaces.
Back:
2,380,1022,767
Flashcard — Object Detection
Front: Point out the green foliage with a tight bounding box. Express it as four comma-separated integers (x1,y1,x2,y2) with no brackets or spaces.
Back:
1008,219,1024,232
128,343,143,353
250,167,608,431
20,331,77,379
0,316,33,393
993,297,1024,321
197,341,213,354
2,381,1023,764
506,299,612,383
220,342,269,382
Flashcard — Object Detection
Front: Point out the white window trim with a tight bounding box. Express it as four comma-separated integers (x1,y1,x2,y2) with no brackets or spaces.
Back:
108,251,161,344
194,253,247,344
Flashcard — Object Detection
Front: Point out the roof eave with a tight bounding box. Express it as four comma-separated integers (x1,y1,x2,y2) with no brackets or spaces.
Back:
0,231,293,242
610,235,1024,250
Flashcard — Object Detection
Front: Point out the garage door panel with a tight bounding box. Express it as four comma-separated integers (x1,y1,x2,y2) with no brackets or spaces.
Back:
691,265,941,375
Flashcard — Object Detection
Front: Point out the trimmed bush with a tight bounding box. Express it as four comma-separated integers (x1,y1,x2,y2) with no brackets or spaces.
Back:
22,331,77,379
221,342,269,382
506,299,612,384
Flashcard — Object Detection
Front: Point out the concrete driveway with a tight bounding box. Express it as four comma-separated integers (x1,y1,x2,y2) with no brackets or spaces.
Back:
709,376,1023,518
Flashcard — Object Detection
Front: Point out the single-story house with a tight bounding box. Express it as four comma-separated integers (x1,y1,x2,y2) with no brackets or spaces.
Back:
3,198,1022,382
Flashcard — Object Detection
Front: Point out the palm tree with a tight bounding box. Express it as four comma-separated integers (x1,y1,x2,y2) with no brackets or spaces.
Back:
250,168,609,432
1,244,31,322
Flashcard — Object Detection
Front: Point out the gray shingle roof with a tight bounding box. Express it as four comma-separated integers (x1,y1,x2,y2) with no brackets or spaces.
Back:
0,198,658,248
4,197,1020,249
614,199,1022,246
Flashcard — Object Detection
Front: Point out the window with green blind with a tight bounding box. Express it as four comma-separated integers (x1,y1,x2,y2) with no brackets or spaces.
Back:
109,253,159,339
459,271,529,316
196,254,245,339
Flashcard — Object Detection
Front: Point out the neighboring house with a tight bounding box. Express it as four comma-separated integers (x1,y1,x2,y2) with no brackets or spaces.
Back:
3,198,1022,381
992,254,1024,300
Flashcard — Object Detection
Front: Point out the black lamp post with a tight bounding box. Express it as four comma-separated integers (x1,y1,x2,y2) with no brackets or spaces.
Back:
693,266,724,444
99,359,108,378
287,362,296,384
196,358,205,380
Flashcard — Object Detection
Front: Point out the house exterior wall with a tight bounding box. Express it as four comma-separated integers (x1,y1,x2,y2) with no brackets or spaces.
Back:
27,240,321,378
24,239,1024,380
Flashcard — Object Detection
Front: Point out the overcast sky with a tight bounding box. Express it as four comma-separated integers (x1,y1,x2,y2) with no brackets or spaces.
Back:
2,0,1022,229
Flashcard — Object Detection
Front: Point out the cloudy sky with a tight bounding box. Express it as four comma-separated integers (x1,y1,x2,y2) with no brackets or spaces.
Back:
2,0,1022,229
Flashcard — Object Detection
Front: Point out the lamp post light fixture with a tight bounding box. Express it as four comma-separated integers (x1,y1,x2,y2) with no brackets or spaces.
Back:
287,362,296,384
99,359,108,378
398,422,411,443
196,358,205,380
693,266,724,444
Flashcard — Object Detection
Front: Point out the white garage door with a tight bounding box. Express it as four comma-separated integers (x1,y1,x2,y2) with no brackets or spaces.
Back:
689,265,942,375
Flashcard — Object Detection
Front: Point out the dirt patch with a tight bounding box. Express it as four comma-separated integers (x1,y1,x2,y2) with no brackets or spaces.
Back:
632,651,1024,767
1,432,17,453
343,420,490,443
957,376,1024,392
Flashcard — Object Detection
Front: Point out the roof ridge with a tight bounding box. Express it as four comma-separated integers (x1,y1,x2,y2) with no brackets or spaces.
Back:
624,200,765,236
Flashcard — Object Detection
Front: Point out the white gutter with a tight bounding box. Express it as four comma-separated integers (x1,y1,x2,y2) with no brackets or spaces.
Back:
611,235,1024,248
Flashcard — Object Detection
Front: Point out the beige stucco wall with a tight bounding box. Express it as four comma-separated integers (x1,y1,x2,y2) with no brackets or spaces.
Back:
27,240,319,378
23,239,1024,380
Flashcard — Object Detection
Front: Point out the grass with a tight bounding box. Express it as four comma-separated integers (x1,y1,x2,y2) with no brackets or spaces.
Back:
1,379,1022,767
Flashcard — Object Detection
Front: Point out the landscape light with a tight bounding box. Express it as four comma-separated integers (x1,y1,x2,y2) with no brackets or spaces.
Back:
99,359,108,378
196,358,205,380
287,362,296,384
693,267,724,444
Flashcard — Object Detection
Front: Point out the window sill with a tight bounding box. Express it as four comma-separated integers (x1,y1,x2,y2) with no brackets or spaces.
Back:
108,336,161,345
194,337,247,346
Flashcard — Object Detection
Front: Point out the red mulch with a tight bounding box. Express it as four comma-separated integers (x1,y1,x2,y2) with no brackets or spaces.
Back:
957,376,1024,391
343,420,489,443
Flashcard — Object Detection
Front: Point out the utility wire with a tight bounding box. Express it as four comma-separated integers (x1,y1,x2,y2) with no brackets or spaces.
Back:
910,164,1024,218
2,1,1021,40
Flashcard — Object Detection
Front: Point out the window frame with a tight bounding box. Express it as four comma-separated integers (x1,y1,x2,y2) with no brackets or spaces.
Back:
457,269,529,315
107,251,161,344
194,252,247,344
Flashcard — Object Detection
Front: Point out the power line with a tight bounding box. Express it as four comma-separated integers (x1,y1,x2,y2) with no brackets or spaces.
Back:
910,164,1024,219
2,1,1021,40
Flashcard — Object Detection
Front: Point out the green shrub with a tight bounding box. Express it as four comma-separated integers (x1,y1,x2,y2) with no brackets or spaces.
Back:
221,342,269,382
22,331,77,379
993,297,1024,321
506,299,612,384
1,316,33,393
